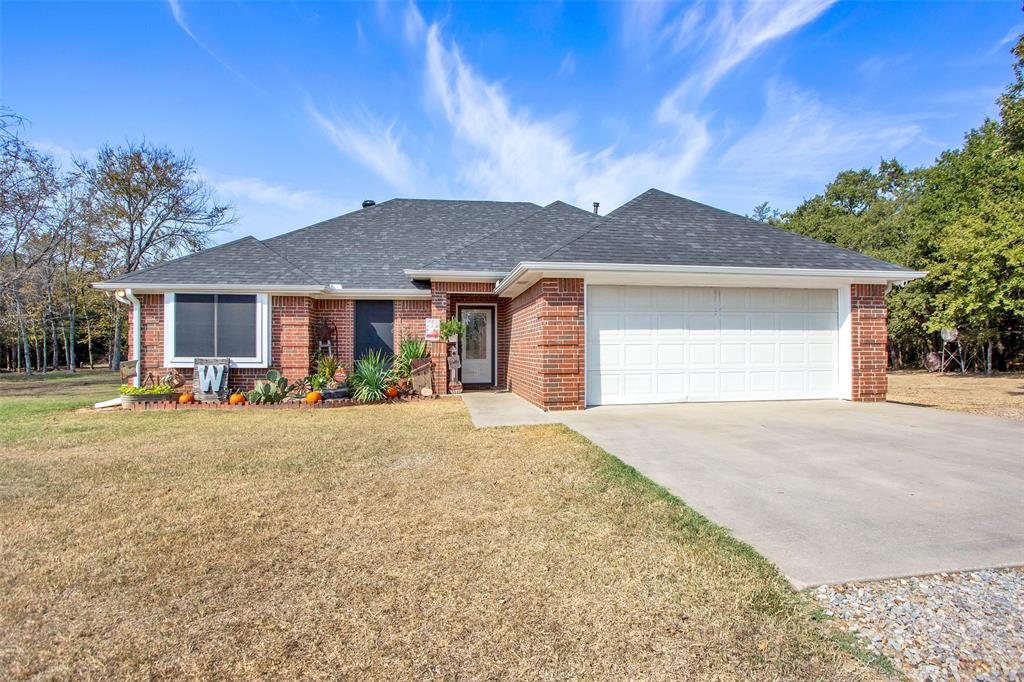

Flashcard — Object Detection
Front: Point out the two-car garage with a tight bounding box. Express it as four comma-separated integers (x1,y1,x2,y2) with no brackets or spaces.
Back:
585,285,840,406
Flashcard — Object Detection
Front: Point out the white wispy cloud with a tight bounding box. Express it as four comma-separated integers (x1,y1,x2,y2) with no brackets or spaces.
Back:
209,174,344,215
715,80,922,208
167,0,261,92
657,0,835,126
306,104,418,192
403,1,427,46
558,51,576,77
424,25,707,207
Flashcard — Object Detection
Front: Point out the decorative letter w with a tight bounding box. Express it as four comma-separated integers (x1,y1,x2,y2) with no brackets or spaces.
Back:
198,364,224,393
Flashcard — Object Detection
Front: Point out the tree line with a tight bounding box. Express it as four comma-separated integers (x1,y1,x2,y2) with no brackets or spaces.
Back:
3,36,1022,377
0,112,233,375
754,34,1024,374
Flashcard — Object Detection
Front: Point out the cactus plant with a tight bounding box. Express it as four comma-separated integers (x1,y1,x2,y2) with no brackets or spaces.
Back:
247,369,290,404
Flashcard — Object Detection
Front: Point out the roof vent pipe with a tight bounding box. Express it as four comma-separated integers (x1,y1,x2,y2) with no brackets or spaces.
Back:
362,199,376,208
592,202,599,215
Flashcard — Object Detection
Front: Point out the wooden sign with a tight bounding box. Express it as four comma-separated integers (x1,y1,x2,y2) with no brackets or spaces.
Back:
193,358,230,402
424,318,440,342
410,358,432,394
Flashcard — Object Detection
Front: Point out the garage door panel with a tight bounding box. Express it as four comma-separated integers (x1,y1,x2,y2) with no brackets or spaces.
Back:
623,287,654,309
655,287,686,309
657,343,685,366
688,372,717,396
720,314,748,336
586,285,838,405
656,313,685,335
689,344,716,366
685,288,716,310
587,342,620,369
623,373,654,396
687,313,718,335
720,343,747,365
588,312,622,340
623,344,653,368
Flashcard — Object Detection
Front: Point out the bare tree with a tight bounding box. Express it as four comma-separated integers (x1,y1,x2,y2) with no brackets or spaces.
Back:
79,140,234,367
0,116,60,374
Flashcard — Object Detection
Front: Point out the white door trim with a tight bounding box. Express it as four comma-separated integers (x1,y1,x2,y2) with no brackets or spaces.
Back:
457,303,497,386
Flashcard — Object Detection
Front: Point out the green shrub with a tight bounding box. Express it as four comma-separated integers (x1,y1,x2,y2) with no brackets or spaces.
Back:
349,349,393,402
119,384,175,395
247,369,290,404
393,337,428,379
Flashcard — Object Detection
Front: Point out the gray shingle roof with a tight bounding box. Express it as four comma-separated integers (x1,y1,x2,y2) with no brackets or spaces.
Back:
539,189,909,271
104,236,321,286
425,201,602,271
263,199,539,289
100,189,911,290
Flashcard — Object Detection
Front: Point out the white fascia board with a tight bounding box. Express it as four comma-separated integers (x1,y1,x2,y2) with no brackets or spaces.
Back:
495,261,927,296
402,269,506,283
325,285,432,299
92,282,326,294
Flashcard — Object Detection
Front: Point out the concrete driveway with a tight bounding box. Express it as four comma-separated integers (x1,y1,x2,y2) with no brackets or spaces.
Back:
463,393,1024,588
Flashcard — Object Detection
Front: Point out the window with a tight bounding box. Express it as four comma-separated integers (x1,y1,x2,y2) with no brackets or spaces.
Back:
164,293,269,367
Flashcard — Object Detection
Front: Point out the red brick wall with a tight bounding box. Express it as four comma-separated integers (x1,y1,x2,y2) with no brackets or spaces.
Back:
507,278,584,411
851,284,888,402
429,281,503,392
394,299,431,349
312,299,354,367
130,294,313,392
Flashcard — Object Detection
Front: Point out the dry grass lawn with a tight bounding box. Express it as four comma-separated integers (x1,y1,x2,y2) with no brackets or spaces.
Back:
888,370,1024,421
0,373,885,679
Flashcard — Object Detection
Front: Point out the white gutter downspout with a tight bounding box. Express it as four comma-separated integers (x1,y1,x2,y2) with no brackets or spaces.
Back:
114,288,141,388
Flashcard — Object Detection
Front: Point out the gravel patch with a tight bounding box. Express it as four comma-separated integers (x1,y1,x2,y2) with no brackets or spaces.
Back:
813,568,1024,681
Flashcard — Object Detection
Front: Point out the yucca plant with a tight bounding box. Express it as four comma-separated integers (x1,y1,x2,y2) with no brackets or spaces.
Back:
393,337,428,379
349,348,394,402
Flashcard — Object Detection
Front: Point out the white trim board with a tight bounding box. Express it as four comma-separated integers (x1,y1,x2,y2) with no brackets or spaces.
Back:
163,292,272,369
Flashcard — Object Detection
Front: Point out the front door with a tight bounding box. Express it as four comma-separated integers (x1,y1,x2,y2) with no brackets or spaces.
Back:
459,307,494,385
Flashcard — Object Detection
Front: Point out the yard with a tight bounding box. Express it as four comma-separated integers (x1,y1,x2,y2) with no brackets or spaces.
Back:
888,370,1024,421
0,372,883,679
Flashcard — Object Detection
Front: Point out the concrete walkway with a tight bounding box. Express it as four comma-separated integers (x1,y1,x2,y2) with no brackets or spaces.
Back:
463,393,1024,588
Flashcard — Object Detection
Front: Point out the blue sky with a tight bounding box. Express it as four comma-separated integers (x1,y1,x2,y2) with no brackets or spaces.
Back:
3,1,1020,243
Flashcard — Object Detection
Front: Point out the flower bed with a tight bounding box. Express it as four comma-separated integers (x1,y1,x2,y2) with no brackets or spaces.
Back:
120,395,435,411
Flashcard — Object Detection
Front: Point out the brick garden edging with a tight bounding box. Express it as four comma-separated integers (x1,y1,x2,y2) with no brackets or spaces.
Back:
121,395,437,411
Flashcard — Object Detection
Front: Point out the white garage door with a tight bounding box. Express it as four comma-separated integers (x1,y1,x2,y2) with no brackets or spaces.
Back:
586,285,838,405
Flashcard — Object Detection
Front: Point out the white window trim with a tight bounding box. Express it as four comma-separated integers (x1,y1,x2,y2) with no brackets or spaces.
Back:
163,292,271,368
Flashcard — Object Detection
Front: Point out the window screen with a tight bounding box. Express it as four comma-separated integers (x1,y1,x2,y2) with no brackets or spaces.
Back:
174,294,257,358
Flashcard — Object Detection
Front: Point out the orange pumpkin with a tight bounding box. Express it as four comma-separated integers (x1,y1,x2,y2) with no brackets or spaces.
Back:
228,392,247,406
385,385,399,399
305,391,323,404
178,392,195,404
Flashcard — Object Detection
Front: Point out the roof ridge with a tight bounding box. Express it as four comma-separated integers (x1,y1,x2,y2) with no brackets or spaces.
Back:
252,239,322,284
418,203,552,270
535,190,661,261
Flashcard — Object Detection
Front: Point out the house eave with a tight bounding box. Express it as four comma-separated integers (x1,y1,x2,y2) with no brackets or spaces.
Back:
402,269,506,283
325,285,432,300
93,282,326,294
494,262,927,297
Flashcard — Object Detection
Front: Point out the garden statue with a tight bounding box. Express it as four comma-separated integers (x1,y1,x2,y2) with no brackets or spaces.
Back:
447,345,462,394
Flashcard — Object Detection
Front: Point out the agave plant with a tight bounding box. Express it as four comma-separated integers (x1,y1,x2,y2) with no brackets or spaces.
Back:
393,337,428,379
247,369,290,404
349,348,394,402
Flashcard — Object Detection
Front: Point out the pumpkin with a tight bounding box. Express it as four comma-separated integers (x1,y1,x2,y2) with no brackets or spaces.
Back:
178,392,195,404
385,385,399,399
228,392,247,406
305,391,323,404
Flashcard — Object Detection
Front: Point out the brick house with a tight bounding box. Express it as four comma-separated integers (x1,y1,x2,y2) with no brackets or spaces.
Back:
95,189,923,410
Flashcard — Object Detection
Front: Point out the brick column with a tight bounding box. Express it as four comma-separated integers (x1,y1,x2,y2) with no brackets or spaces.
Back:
850,284,888,402
429,286,450,393
507,278,585,411
272,295,313,384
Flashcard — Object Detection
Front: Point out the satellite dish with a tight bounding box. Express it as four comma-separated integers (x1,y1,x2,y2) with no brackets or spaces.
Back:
941,328,959,342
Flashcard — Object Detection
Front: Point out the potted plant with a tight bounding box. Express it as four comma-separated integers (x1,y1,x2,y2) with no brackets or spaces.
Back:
439,318,465,343
119,383,177,404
